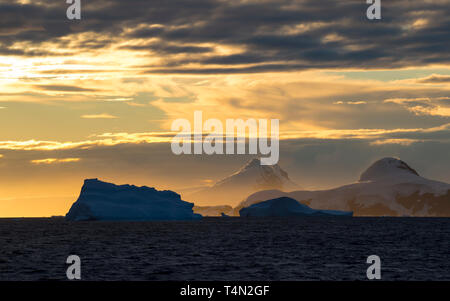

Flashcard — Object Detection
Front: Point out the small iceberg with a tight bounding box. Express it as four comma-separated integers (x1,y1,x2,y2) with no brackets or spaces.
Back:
239,197,353,217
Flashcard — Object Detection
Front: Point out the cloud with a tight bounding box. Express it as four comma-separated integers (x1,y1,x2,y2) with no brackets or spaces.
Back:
0,123,448,153
333,100,367,105
409,105,450,117
34,85,100,92
0,132,174,151
383,97,432,105
0,0,449,73
30,158,81,165
81,113,118,119
105,97,133,102
416,74,450,84
384,97,450,117
370,139,421,146
0,1,448,135
283,123,450,141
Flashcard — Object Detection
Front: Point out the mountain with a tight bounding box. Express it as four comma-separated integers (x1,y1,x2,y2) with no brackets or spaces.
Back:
359,157,420,181
239,197,353,217
186,158,298,210
66,179,202,221
239,157,450,217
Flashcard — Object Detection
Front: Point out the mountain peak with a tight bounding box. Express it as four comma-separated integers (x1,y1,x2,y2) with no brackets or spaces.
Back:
239,157,277,172
242,158,263,169
187,158,298,207
213,158,298,191
359,157,420,182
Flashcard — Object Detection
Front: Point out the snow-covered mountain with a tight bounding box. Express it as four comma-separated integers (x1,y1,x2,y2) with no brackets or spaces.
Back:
66,179,201,221
239,157,450,217
239,197,353,217
187,158,298,211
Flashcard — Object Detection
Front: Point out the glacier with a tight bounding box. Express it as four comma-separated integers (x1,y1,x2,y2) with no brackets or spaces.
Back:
65,179,202,221
239,197,353,217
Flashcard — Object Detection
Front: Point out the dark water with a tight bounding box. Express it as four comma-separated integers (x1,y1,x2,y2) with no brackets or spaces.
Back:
0,217,448,280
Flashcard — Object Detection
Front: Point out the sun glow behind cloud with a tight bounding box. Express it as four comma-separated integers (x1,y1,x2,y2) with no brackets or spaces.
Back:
81,113,118,119
31,158,81,165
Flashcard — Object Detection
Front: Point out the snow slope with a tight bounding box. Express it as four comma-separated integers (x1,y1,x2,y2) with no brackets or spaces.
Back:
66,179,202,221
187,158,298,208
240,158,450,217
239,197,353,217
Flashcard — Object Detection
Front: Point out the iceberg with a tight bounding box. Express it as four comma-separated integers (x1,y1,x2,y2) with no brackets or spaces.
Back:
66,179,202,221
239,197,353,217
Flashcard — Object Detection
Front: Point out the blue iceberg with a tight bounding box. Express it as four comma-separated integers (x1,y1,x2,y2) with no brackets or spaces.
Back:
66,179,202,221
239,197,353,217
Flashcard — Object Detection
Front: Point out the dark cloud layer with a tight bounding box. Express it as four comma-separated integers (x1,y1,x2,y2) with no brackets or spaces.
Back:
1,0,449,72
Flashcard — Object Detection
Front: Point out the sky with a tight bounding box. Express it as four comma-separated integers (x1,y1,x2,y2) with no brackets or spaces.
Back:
0,0,449,216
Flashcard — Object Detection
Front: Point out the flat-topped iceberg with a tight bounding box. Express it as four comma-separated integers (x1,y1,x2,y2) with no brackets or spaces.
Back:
239,197,353,217
66,179,202,221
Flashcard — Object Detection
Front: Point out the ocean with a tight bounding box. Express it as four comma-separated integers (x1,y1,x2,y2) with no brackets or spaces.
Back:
0,217,448,280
